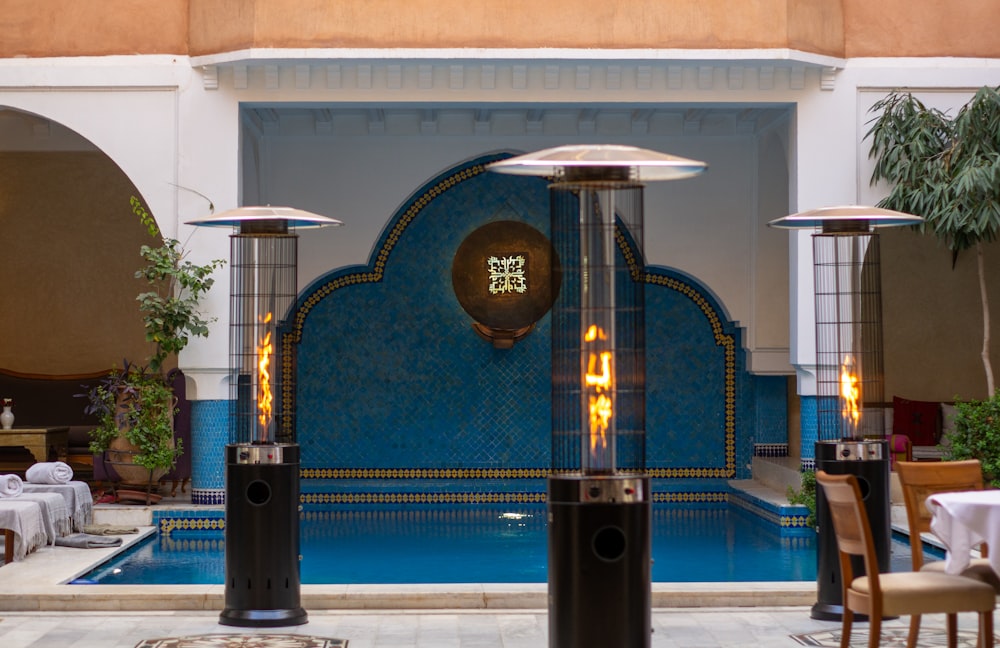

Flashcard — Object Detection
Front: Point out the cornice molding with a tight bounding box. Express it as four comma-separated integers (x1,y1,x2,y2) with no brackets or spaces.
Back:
190,47,846,69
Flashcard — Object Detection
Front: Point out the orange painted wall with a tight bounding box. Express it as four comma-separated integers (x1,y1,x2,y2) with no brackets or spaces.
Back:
0,0,187,58
188,0,841,55
843,0,1000,59
1,0,995,60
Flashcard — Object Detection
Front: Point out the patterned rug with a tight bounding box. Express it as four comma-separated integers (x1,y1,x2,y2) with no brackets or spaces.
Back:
134,635,347,648
792,625,991,647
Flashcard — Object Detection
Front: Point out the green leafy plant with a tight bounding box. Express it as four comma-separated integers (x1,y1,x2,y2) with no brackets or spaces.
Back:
787,469,817,529
82,197,224,490
137,238,223,373
130,195,225,373
83,361,180,472
942,391,1000,487
866,86,1000,395
82,362,133,455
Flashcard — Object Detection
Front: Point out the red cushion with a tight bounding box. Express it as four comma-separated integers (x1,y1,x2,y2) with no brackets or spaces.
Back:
889,434,912,467
892,396,940,446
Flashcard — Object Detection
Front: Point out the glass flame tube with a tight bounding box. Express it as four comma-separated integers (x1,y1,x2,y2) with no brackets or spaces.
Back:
813,227,884,441
550,171,645,475
230,222,298,445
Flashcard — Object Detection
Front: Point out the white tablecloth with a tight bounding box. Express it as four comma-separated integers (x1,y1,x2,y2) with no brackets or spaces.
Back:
17,492,70,544
927,489,1000,575
22,481,92,531
0,499,47,561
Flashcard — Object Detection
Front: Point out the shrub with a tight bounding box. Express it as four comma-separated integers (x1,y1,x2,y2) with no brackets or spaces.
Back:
787,469,817,529
943,391,1000,486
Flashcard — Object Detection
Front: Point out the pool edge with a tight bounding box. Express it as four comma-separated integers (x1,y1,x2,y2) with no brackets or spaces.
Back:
0,581,817,612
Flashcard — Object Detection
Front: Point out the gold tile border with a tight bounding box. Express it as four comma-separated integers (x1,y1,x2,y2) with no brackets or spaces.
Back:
300,467,547,479
155,494,809,532
302,491,548,505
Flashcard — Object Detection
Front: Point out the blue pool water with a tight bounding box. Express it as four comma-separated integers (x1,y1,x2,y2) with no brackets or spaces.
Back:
78,504,818,584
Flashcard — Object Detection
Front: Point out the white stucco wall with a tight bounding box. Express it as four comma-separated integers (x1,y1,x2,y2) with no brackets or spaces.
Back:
3,54,999,400
786,59,1000,395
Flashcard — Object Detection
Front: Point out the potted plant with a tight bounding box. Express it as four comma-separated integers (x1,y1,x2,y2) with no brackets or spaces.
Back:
865,86,1000,396
83,197,225,501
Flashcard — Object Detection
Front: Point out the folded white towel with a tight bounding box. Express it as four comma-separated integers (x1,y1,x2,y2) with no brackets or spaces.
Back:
0,473,23,497
25,461,73,485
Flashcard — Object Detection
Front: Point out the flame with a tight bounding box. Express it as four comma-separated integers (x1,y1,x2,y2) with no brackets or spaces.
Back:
257,312,274,429
584,325,612,454
840,355,860,431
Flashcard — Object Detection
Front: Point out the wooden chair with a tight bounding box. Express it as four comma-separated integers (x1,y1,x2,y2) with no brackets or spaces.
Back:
815,470,995,648
896,460,1000,644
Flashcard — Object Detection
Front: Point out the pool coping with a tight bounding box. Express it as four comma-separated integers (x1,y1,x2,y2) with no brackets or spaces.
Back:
0,582,817,612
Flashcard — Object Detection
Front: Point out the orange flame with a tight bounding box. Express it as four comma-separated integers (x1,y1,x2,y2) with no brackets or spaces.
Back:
584,325,612,454
840,354,860,432
257,312,274,429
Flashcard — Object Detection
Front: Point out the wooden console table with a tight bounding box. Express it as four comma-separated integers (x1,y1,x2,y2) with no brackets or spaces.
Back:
0,427,69,463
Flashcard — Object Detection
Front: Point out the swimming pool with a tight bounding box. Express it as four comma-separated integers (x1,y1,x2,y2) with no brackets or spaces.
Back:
78,504,818,584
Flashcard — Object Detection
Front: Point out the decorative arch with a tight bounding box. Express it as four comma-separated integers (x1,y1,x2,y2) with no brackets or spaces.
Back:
283,152,753,501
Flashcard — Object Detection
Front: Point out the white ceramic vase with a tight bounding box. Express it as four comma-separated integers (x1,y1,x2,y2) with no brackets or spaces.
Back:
0,406,13,430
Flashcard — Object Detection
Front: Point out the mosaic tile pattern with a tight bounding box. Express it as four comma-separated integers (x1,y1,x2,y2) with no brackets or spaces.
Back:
728,487,812,537
755,443,790,457
154,509,225,536
191,488,225,506
267,152,779,485
190,400,229,498
791,626,993,647
754,375,790,444
148,478,802,535
645,269,740,478
800,395,819,459
292,155,551,471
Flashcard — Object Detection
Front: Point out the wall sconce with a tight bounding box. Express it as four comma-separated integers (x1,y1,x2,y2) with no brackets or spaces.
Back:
451,220,561,349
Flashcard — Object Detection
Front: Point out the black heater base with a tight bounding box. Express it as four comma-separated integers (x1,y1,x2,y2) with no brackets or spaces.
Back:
548,475,651,648
219,443,307,628
219,608,309,628
811,440,891,622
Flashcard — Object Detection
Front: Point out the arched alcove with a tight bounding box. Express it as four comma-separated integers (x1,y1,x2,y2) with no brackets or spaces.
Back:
285,153,774,500
0,106,159,374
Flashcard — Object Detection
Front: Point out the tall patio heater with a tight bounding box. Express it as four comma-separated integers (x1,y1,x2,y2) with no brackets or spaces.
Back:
769,206,921,620
188,206,342,627
490,145,706,648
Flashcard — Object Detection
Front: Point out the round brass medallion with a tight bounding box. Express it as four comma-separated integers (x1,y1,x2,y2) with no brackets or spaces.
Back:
451,220,560,347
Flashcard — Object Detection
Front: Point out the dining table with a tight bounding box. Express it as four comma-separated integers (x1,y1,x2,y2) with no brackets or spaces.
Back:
926,489,1000,576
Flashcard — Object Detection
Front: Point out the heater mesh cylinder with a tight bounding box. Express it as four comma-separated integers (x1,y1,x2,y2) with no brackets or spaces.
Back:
812,231,885,441
229,233,298,444
549,183,646,474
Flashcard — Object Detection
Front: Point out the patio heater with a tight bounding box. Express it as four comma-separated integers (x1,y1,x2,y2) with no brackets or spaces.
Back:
188,206,342,627
769,206,921,621
490,145,706,648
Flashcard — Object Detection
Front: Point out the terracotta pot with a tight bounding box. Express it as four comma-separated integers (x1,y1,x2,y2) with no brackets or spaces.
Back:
106,435,172,486
104,387,177,490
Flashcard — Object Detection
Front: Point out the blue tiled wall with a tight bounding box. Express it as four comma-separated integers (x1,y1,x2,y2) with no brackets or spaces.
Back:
799,395,818,467
190,399,228,505
754,376,790,445
284,153,783,487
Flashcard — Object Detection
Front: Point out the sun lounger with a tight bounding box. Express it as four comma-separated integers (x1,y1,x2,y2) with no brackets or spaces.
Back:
0,499,46,562
22,481,92,531
17,492,70,544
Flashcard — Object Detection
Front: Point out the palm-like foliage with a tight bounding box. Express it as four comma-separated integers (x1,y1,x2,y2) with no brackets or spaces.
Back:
866,86,1000,395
